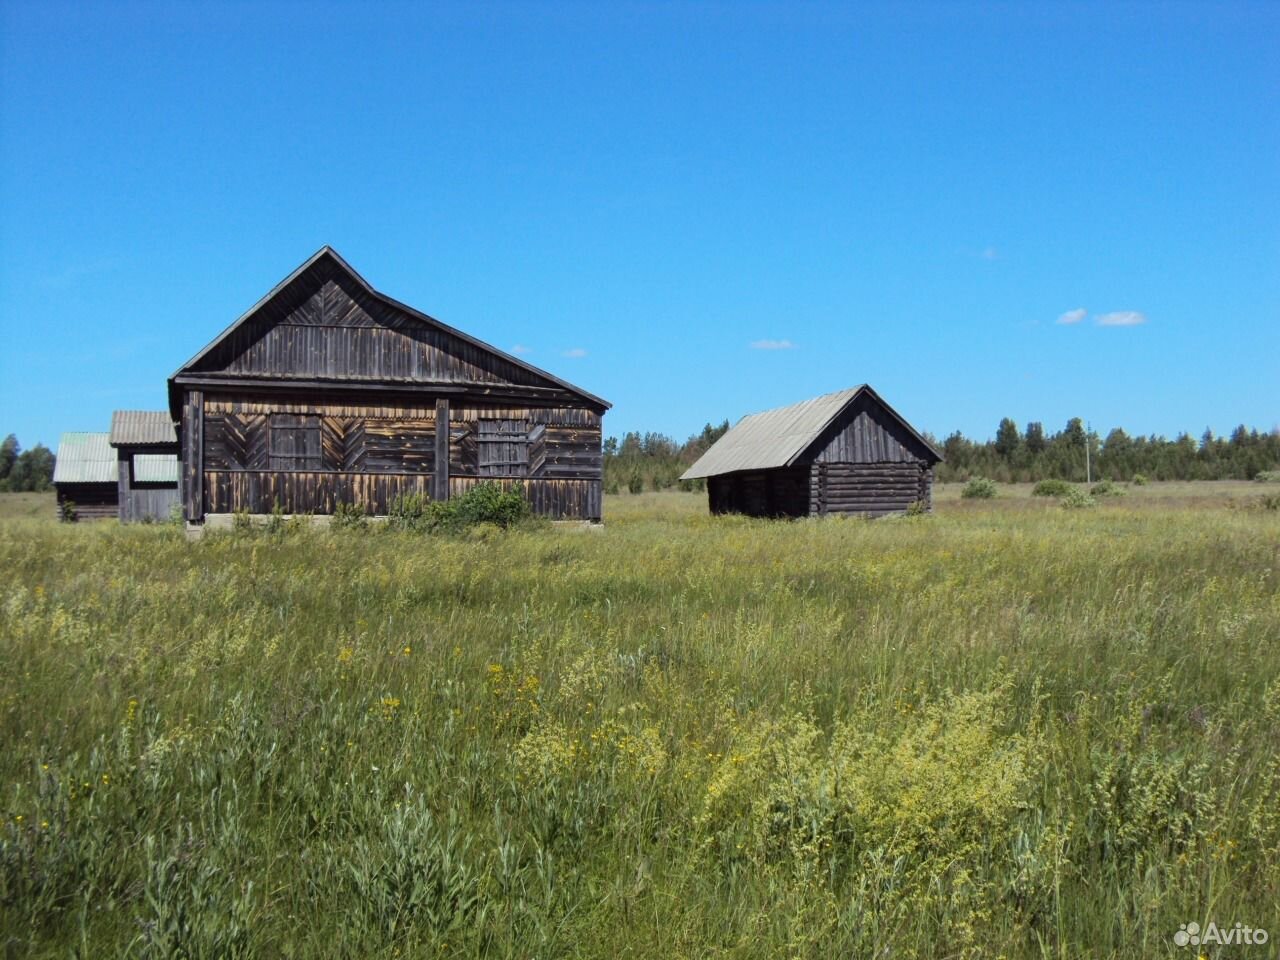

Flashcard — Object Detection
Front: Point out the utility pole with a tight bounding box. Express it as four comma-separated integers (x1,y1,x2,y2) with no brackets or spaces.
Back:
1085,420,1092,485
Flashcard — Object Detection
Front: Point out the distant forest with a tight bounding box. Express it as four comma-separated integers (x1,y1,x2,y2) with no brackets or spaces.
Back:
4,420,1277,498
0,435,54,492
604,418,1280,492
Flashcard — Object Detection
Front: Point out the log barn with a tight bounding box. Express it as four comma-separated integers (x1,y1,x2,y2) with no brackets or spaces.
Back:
52,432,118,520
680,386,942,517
168,247,609,524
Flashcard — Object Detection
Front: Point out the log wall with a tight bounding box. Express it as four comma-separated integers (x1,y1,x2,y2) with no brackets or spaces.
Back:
810,462,931,516
55,483,117,521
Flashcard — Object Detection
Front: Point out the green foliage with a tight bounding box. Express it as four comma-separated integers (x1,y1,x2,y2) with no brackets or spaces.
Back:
0,439,55,493
1131,473,1148,485
442,481,530,529
1032,478,1074,497
1061,487,1096,509
1090,479,1124,497
1261,494,1280,511
331,501,370,531
961,477,997,499
1255,470,1280,483
904,499,928,517
387,492,430,531
2,499,1278,956
57,499,76,523
627,471,643,495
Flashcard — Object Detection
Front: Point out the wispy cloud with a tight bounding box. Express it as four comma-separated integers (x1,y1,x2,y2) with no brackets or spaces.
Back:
562,347,587,358
749,339,795,350
511,344,531,355
1057,308,1087,325
1096,310,1147,327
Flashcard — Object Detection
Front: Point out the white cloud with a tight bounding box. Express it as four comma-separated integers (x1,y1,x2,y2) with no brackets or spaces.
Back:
511,344,531,355
562,347,588,358
749,339,795,350
1057,308,1087,325
1096,310,1147,327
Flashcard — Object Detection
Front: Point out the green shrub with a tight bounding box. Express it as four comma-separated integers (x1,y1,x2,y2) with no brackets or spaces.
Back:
446,481,530,529
232,508,253,533
1032,479,1074,497
388,492,430,531
1262,494,1280,511
1131,473,1148,486
961,477,997,499
1061,487,1096,509
1090,480,1124,498
1255,470,1280,483
904,499,928,518
604,477,620,496
332,501,369,531
627,471,643,495
58,499,77,523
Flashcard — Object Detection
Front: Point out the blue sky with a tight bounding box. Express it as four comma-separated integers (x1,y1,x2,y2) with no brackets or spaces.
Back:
2,0,1277,449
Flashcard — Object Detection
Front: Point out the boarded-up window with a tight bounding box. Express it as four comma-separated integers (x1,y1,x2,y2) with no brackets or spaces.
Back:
476,419,529,476
269,414,323,470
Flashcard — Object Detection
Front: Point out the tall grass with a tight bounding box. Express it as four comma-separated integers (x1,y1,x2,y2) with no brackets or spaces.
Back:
1,494,1277,957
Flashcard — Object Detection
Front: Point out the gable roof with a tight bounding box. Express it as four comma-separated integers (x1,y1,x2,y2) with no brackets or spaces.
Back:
53,433,116,484
170,246,609,410
680,385,943,480
110,410,177,447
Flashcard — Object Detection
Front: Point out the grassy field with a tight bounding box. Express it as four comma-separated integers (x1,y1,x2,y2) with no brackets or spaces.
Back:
1,486,1278,957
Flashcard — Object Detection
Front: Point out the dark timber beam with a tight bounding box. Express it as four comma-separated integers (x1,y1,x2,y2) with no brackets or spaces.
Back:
184,390,204,522
434,398,449,502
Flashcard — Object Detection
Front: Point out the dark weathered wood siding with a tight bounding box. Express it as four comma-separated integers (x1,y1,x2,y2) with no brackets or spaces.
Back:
185,395,602,520
116,450,179,523
707,467,809,517
55,483,117,521
188,259,557,391
806,392,937,465
172,252,606,523
809,462,932,516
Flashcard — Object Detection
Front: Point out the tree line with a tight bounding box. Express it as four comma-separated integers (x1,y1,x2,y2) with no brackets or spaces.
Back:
0,435,55,492
604,417,1280,492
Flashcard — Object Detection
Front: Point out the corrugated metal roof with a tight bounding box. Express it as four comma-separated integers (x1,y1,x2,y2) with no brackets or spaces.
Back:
53,433,116,484
133,454,179,484
680,387,866,480
110,410,177,446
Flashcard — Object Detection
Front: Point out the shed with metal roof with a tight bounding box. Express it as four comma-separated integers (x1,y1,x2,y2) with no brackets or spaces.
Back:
109,410,180,523
680,385,943,517
53,433,119,521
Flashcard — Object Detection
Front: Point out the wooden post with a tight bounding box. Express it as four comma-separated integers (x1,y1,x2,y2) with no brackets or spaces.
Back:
117,451,130,524
184,390,204,522
434,398,450,502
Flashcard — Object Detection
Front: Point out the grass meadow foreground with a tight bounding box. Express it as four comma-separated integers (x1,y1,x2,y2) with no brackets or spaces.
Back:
1,487,1278,958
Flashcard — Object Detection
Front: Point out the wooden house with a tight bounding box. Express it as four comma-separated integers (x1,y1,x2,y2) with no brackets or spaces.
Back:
52,432,118,520
110,410,180,523
168,247,609,524
680,386,943,517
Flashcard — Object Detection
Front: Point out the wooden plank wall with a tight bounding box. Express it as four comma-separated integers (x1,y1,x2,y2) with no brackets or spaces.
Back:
810,462,930,516
117,451,179,523
192,394,604,520
809,394,934,465
448,476,601,521
55,483,117,521
190,261,554,390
